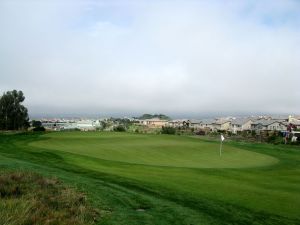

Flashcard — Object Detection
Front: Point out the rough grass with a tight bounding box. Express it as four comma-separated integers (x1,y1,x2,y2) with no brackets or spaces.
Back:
0,171,99,225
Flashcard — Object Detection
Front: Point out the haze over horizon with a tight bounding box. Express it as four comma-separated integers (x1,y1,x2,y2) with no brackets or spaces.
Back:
1,0,300,117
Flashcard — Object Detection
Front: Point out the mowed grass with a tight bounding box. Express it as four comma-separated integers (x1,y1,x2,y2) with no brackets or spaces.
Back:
1,132,300,225
30,132,278,168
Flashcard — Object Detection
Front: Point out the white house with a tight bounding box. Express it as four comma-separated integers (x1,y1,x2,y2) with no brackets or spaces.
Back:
76,120,96,131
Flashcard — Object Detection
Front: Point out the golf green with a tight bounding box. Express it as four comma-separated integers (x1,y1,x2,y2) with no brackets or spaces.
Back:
30,132,278,168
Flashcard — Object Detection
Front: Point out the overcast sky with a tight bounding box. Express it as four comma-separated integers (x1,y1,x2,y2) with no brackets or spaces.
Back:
0,0,299,118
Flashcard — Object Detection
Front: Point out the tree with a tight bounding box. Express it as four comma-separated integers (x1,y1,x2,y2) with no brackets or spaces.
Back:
0,90,29,130
137,114,171,120
100,121,107,130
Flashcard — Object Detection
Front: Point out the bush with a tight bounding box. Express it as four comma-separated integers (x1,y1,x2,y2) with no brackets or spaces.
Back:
32,120,42,128
195,130,205,135
241,130,249,137
113,125,126,132
266,133,284,145
161,126,176,135
226,131,233,136
267,135,276,142
32,126,46,132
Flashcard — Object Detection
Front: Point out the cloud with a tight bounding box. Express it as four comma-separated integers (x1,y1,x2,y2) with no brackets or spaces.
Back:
0,0,299,117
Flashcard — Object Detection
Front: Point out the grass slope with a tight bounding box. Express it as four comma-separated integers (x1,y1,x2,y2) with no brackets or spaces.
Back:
0,132,300,225
0,171,98,225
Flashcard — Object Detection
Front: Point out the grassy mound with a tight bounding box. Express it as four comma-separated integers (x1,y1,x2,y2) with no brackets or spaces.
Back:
0,171,98,225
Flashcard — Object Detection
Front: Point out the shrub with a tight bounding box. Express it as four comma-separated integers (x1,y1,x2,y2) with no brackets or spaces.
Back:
161,126,176,135
32,120,42,128
195,130,205,135
113,125,126,132
241,130,248,137
32,126,46,132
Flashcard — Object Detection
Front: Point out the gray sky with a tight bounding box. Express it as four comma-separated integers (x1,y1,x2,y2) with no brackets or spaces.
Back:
0,0,300,118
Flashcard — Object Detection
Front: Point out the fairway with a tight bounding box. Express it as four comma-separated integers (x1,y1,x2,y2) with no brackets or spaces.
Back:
1,132,300,225
30,132,278,168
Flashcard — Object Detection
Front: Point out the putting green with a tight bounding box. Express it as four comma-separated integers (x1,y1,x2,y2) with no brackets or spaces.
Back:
30,132,278,168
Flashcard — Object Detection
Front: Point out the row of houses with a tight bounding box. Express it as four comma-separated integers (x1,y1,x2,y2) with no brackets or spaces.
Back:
41,120,101,131
137,115,300,133
37,115,300,133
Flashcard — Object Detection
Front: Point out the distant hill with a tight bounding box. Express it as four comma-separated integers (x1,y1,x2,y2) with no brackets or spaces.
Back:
136,114,171,120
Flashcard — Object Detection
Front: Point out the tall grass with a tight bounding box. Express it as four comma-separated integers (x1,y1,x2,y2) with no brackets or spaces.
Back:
0,171,99,225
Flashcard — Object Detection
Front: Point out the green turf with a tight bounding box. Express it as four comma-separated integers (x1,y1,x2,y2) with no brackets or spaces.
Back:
30,132,278,168
1,132,300,225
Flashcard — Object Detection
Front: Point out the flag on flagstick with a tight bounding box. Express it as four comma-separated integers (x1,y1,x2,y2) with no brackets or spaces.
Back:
221,135,225,142
220,135,225,156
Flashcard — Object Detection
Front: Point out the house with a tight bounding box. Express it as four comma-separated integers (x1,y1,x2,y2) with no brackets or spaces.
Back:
189,119,202,129
167,119,188,128
230,118,253,134
251,119,287,131
288,115,300,129
199,119,216,130
167,119,201,129
42,121,72,131
289,115,300,123
143,118,168,128
76,120,96,131
212,119,231,131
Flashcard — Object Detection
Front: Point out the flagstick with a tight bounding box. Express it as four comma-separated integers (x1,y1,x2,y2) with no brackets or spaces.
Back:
219,138,223,157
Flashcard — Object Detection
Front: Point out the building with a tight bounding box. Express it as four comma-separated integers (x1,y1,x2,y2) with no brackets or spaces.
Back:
251,119,287,131
230,118,253,134
167,119,201,129
288,115,300,129
212,119,231,131
199,119,216,130
142,118,168,128
189,119,202,129
76,120,96,131
167,119,187,128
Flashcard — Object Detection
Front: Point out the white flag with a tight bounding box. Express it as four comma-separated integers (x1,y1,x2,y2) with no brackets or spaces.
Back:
221,135,225,142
